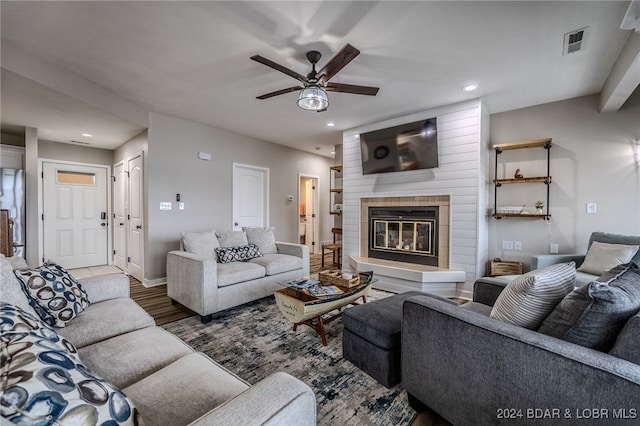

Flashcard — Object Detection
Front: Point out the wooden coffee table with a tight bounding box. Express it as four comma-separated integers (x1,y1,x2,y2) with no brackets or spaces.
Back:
274,280,371,346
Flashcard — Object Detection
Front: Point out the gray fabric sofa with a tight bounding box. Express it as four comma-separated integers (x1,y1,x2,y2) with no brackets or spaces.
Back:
1,255,316,426
167,236,309,323
401,279,640,426
532,232,640,287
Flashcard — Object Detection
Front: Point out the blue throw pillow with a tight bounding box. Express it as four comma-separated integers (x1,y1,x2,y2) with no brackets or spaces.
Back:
215,244,263,263
0,303,138,425
14,262,90,327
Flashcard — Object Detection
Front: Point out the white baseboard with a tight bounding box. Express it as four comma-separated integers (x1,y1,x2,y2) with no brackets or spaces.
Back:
143,277,166,288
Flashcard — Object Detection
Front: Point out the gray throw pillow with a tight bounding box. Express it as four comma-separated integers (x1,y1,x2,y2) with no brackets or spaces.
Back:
490,262,576,329
216,230,249,248
610,312,640,364
578,241,639,276
243,226,277,254
537,262,640,352
181,230,219,256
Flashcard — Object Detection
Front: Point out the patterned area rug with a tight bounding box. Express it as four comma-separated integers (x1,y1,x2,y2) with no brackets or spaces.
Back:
162,289,416,425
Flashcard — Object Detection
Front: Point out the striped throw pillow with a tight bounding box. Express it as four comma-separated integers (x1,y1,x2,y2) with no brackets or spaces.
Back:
490,262,576,329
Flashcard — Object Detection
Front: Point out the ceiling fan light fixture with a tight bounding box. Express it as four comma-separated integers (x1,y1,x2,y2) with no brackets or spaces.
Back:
297,85,329,111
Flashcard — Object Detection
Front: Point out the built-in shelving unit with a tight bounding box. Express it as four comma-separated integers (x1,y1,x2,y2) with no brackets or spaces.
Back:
330,165,343,216
493,138,552,220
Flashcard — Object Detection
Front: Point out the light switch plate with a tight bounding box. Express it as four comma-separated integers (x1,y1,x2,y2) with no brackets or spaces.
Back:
586,203,597,214
160,202,172,210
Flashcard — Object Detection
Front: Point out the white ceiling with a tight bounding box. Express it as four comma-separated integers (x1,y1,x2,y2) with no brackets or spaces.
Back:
0,1,636,156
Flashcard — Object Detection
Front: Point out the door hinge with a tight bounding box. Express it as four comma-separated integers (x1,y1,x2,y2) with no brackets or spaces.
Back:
127,214,130,220
113,213,116,219
112,176,116,182
41,214,44,221
127,257,131,262
113,250,116,255
312,186,316,190
126,171,130,177
312,214,316,218
311,242,315,246
42,257,45,263
41,171,44,179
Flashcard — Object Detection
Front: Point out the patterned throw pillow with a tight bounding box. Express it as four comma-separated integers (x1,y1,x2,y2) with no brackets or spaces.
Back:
13,262,91,328
490,262,576,329
215,244,263,264
0,303,138,425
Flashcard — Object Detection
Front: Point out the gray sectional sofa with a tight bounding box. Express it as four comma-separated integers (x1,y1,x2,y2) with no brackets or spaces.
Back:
167,228,309,323
402,274,640,426
1,255,316,425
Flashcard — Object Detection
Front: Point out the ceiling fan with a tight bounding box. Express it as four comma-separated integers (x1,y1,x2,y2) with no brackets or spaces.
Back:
251,44,379,112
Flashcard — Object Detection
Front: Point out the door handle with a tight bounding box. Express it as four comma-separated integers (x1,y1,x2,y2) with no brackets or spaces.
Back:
101,223,107,227
234,222,239,226
120,223,125,226
136,225,142,229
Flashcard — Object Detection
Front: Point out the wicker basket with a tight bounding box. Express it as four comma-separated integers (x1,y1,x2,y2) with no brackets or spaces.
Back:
490,260,523,276
318,270,360,288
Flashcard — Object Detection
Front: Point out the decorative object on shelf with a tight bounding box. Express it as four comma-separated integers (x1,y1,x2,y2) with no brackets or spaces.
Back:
535,200,545,213
490,258,523,276
514,168,524,179
496,205,525,214
334,203,342,212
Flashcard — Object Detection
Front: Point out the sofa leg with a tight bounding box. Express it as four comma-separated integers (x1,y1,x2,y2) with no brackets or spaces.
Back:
407,392,427,412
170,298,178,305
200,314,213,324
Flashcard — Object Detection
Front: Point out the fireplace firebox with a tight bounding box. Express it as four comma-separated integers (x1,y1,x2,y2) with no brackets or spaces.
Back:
368,206,438,266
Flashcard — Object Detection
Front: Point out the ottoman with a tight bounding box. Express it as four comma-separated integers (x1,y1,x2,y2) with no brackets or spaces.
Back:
342,291,426,388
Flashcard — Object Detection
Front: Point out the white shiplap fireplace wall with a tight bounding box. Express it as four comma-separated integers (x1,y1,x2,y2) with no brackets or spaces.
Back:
342,99,490,297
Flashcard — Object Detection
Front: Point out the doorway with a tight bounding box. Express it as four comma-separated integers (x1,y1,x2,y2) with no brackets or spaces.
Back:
232,163,269,230
41,161,110,269
298,174,319,254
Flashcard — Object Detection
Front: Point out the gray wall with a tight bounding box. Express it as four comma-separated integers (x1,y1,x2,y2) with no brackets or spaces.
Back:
146,112,332,280
488,94,640,270
39,140,114,165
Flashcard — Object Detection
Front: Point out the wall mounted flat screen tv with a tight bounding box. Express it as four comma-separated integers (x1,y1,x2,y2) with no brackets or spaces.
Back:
360,117,438,175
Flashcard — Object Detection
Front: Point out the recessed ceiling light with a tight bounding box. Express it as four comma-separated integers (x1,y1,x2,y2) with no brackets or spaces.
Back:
326,122,335,127
81,133,93,137
463,83,478,92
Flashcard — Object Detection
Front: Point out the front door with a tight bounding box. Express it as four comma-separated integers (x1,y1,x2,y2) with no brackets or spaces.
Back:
42,162,109,269
127,154,144,281
232,163,269,230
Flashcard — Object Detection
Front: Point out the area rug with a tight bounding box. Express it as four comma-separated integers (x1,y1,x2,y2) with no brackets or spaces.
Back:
161,290,416,425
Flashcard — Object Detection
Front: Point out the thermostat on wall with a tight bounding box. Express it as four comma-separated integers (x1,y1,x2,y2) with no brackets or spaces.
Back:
198,152,212,161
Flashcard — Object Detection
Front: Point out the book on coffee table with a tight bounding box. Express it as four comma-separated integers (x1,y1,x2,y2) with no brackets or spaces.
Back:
287,278,320,288
308,285,344,297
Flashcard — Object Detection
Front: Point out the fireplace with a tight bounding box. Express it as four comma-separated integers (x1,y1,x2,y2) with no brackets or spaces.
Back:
368,206,438,266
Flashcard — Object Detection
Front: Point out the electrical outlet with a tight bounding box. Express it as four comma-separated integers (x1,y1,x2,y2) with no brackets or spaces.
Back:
550,243,559,254
586,203,597,214
502,240,514,250
179,202,185,210
514,241,522,251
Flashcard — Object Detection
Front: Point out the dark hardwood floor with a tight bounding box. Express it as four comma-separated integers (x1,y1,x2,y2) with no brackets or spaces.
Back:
130,253,330,325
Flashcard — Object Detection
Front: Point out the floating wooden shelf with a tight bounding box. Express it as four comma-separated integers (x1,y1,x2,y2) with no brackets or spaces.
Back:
493,138,552,151
330,188,343,193
494,213,551,219
494,176,552,184
330,165,343,172
330,211,342,216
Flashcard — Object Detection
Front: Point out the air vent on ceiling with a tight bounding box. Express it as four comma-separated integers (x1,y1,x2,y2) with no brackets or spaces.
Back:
563,27,589,55
69,140,90,145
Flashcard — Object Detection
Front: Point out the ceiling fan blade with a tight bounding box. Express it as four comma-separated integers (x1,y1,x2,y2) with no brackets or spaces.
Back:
318,44,360,82
256,86,302,100
326,82,379,96
251,55,306,83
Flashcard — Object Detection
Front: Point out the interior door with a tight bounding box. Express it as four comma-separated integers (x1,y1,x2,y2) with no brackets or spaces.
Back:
42,162,108,268
113,161,127,271
232,163,269,230
127,154,144,281
299,176,318,254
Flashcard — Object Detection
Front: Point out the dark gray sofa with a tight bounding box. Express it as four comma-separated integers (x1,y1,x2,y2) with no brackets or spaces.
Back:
402,280,640,426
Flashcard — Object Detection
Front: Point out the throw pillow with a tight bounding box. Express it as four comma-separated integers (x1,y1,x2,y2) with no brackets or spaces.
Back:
13,262,91,328
181,230,219,256
243,226,277,254
537,262,640,352
0,303,138,425
0,255,38,317
490,262,576,329
609,312,640,364
215,230,249,248
215,244,263,264
578,241,639,276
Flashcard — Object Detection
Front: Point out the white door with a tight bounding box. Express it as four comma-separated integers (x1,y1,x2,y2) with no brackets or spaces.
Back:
298,175,319,253
113,161,127,271
127,154,144,281
43,162,108,269
232,163,269,230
